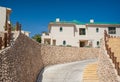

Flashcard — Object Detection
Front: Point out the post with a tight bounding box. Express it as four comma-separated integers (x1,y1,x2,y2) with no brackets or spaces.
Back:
113,56,117,64
7,24,11,45
3,33,7,48
16,22,19,31
111,52,114,63
118,67,120,76
105,42,107,51
19,24,21,33
104,33,106,41
104,30,107,41
0,37,2,49
112,55,116,64
115,62,119,70
108,48,111,58
111,36,113,38
107,47,109,55
106,44,108,51
116,62,120,76
108,35,110,38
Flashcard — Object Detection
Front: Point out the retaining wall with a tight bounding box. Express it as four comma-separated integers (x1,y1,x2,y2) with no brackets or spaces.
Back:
0,33,44,82
0,33,99,82
41,45,99,66
98,39,120,82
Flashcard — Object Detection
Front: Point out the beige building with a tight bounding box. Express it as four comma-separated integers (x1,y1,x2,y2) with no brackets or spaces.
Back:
42,18,120,47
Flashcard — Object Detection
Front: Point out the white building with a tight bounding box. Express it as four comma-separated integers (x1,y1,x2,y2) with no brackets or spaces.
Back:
21,30,30,37
0,6,11,31
0,6,30,37
42,18,120,47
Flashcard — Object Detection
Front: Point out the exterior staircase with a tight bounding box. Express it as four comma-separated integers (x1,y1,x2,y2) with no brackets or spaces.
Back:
83,62,99,82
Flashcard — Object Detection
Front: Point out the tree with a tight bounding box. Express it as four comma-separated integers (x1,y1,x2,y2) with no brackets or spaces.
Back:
32,34,41,43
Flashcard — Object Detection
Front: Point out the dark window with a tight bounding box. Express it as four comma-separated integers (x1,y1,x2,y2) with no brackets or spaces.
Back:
96,28,99,32
97,41,99,45
79,28,86,35
63,40,66,45
108,27,116,34
60,27,63,32
80,41,85,47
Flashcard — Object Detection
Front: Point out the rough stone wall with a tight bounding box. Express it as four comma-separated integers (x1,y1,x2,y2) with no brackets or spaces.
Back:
41,45,99,66
0,33,44,82
0,33,99,82
98,39,120,82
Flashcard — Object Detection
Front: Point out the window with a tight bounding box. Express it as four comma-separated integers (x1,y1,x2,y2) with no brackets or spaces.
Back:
79,28,86,35
97,41,99,46
108,27,116,34
63,40,66,45
60,27,63,32
96,28,99,32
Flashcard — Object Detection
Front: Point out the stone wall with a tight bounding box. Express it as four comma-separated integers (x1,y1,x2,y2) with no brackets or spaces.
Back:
0,33,99,82
98,39,120,82
0,33,44,82
41,45,99,66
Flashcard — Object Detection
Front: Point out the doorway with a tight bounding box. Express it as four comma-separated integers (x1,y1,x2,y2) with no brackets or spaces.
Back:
44,39,51,45
53,40,56,46
79,40,88,47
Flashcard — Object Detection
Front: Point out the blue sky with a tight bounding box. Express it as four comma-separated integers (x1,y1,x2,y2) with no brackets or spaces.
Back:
0,0,120,37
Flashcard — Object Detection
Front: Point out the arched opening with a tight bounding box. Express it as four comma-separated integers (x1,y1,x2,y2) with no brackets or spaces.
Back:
60,27,63,32
63,40,66,45
96,28,99,32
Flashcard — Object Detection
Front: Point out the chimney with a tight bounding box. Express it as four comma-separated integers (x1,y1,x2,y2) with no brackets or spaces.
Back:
90,19,94,23
8,21,11,24
56,18,60,22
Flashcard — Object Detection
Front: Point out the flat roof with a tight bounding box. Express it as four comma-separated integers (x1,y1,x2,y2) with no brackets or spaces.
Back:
50,20,120,25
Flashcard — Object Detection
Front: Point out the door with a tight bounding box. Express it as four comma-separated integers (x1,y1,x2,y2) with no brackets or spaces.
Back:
53,40,56,46
80,41,85,47
79,40,88,47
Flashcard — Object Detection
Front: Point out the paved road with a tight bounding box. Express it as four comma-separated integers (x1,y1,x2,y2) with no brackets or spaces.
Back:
37,58,97,82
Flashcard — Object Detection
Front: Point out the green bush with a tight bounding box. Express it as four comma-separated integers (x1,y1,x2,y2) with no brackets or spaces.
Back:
66,45,72,47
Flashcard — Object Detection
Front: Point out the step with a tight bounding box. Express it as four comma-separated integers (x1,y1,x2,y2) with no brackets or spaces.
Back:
82,62,99,82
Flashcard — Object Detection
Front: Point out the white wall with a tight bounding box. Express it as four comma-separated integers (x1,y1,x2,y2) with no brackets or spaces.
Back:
87,27,106,47
49,26,76,46
116,27,120,36
50,26,74,38
42,24,120,47
75,25,106,47
0,7,7,31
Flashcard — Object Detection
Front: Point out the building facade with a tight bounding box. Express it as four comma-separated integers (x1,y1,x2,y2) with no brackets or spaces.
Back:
41,18,120,47
0,6,11,31
0,6,30,37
